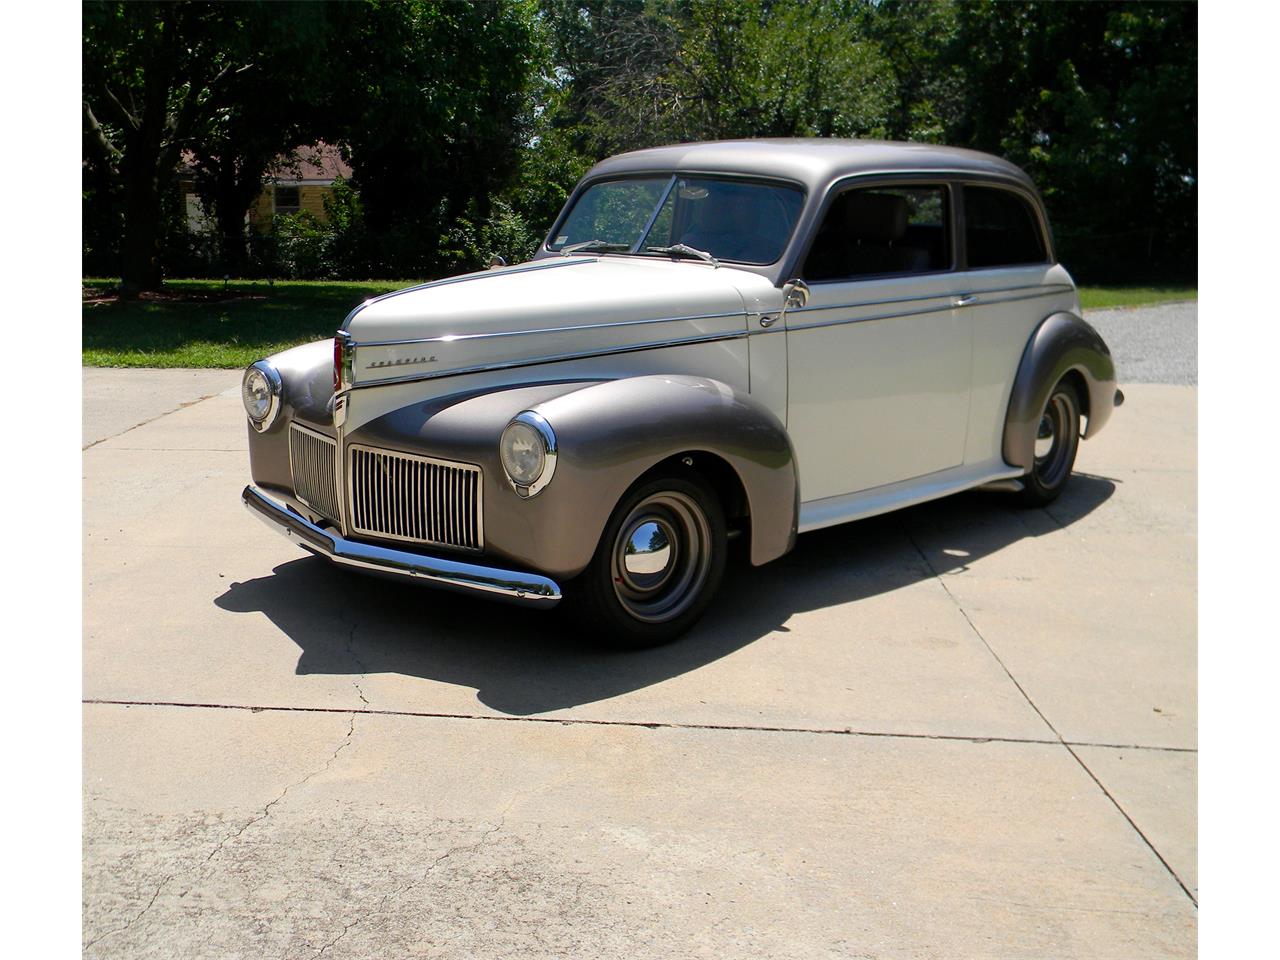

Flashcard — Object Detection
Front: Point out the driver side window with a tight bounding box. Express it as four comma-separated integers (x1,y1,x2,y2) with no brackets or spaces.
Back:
804,185,951,282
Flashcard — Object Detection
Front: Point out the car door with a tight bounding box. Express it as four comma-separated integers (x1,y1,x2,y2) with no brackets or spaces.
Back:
954,182,1076,467
785,181,972,502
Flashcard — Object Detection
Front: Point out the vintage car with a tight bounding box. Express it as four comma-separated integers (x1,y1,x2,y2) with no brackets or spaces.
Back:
241,138,1122,646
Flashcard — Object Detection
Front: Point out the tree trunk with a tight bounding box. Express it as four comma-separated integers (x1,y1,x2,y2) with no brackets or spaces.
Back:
214,160,250,277
119,164,164,297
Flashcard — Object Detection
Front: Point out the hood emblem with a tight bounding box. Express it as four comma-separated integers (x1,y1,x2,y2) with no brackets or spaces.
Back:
368,355,438,369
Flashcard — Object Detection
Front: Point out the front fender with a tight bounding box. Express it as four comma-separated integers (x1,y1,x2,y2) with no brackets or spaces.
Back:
246,338,335,500
531,375,798,571
1003,311,1118,472
351,375,798,579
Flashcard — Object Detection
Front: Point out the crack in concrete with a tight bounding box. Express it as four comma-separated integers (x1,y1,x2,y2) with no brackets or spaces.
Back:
84,871,174,951
308,818,506,958
338,612,370,707
204,712,357,865
902,523,1199,907
82,698,1197,754
84,713,359,954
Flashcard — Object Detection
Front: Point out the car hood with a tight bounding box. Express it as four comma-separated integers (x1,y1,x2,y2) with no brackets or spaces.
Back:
344,256,771,385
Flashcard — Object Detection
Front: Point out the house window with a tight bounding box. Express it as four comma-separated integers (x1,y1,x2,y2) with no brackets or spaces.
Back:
274,185,301,215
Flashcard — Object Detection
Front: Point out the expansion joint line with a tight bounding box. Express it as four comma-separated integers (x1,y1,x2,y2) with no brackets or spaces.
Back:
83,698,1195,753
902,522,1197,907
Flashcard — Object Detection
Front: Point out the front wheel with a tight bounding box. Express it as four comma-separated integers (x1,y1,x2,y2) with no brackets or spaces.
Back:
572,474,727,648
1019,379,1082,506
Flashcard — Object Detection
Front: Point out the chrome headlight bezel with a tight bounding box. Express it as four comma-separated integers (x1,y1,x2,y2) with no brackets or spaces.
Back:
500,410,557,498
242,360,283,433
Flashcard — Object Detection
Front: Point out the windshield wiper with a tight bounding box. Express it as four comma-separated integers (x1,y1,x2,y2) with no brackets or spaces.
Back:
560,239,632,257
645,243,719,268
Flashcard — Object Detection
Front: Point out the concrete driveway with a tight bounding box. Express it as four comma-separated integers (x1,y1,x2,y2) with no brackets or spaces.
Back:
83,307,1197,958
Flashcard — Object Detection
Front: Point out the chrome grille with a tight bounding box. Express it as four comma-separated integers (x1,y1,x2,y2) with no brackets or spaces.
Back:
348,445,483,551
289,423,340,522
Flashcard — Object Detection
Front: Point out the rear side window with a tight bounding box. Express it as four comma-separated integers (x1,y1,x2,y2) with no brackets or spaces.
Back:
963,186,1047,268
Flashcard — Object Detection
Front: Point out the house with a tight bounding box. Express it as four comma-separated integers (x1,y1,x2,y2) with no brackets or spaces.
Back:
247,142,353,233
181,142,354,234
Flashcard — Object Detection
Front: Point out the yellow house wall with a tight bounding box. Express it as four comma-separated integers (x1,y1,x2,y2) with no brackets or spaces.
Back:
299,186,329,220
247,184,336,233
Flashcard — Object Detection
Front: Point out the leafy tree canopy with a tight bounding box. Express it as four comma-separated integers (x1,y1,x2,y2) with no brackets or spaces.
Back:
83,0,1196,287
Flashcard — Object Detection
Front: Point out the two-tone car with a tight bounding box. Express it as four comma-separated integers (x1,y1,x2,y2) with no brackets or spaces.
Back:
241,138,1121,646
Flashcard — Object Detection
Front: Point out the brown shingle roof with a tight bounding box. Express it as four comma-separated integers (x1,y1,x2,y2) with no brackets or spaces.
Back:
180,141,353,184
265,142,353,183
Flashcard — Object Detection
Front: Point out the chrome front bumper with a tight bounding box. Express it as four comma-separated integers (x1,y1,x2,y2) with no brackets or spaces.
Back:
241,485,562,608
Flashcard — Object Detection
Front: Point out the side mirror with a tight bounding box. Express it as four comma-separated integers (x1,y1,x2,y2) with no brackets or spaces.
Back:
782,278,810,310
489,255,508,270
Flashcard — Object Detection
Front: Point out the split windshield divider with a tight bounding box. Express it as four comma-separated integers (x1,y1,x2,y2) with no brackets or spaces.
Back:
631,175,679,253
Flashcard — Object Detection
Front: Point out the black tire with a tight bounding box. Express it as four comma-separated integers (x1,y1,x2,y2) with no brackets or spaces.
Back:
570,473,727,649
1019,379,1082,507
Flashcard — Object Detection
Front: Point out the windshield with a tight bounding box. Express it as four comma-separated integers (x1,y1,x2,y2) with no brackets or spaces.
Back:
547,175,805,265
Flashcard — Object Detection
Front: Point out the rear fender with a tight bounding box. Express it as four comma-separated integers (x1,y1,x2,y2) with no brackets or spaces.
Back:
1003,312,1118,472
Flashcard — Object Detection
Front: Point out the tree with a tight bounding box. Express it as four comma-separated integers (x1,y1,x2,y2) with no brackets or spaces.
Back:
539,0,897,154
329,0,543,277
946,1,1197,281
186,4,337,276
83,2,257,294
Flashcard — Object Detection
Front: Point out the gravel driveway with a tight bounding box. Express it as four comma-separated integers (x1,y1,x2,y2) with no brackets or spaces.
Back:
1085,301,1197,385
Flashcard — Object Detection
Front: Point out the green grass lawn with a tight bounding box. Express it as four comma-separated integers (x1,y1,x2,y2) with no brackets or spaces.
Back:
1077,286,1196,310
82,278,418,368
83,277,1197,368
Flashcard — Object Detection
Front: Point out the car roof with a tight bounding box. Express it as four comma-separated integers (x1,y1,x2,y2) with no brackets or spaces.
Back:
583,138,1036,194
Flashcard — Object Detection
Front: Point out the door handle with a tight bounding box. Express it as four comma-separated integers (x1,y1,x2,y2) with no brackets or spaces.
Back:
758,314,779,328
953,294,979,307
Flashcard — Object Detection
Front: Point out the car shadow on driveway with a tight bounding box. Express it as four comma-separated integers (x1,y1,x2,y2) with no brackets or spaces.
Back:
214,474,1115,716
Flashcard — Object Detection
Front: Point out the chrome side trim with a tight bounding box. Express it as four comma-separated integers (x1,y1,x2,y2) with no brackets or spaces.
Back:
243,485,560,606
353,283,1067,350
790,282,1073,315
349,329,749,390
787,286,1074,334
788,299,956,332
353,309,747,349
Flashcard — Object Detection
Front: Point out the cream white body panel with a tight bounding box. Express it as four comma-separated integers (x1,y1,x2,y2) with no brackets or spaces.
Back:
345,335,753,434
784,272,971,501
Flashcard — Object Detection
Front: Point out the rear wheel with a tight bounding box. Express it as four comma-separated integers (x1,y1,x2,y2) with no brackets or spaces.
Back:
1019,379,1081,506
572,474,727,648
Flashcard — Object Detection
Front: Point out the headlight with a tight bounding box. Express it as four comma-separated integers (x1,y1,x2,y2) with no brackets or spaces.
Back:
500,411,557,497
241,360,282,432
